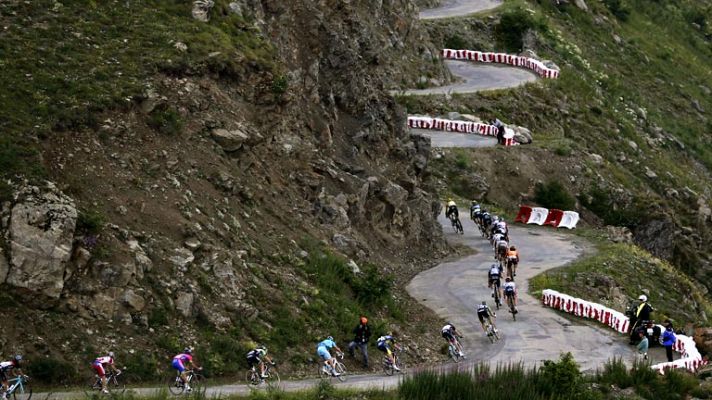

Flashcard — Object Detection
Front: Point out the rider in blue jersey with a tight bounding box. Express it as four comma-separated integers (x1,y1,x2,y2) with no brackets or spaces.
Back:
317,336,343,376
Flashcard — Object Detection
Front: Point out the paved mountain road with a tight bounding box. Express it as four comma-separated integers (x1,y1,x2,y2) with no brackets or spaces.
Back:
419,0,502,20
410,128,498,147
408,216,632,373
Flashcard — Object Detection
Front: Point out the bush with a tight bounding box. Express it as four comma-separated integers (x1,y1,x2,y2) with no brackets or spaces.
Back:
536,353,584,397
271,75,288,95
198,333,250,377
495,8,540,52
27,357,78,385
444,35,467,50
123,352,161,382
578,186,644,227
147,106,184,135
603,0,630,21
534,181,576,210
77,209,105,235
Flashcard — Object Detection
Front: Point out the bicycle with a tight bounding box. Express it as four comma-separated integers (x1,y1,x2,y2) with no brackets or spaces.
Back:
447,336,464,363
88,369,125,394
505,292,517,321
506,257,518,279
2,375,31,400
317,352,346,382
246,362,280,389
484,319,500,343
449,214,464,234
492,281,502,309
383,346,407,376
167,368,205,395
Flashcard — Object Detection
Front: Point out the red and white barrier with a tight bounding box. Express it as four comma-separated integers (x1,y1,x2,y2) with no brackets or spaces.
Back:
527,207,549,225
542,289,707,373
407,116,518,146
515,205,580,229
442,49,560,79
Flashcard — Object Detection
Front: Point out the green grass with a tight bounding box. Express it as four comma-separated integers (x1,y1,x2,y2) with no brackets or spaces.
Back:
530,241,712,327
0,0,276,181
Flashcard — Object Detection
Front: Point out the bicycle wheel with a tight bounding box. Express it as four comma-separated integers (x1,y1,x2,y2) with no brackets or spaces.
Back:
266,369,281,389
245,370,258,386
383,358,394,376
110,375,126,394
448,345,461,363
396,354,407,373
456,219,463,234
191,374,205,391
167,375,185,395
494,290,501,309
334,362,347,382
12,387,32,400
88,377,101,391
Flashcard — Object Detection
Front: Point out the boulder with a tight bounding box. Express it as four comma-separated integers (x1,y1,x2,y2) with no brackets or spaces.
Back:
694,327,712,355
574,0,588,11
6,185,77,299
607,226,633,244
211,128,249,152
191,0,214,22
121,289,146,312
175,292,195,317
169,248,195,270
589,153,604,164
0,247,8,283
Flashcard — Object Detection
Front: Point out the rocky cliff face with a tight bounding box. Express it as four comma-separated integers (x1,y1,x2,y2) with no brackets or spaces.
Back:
0,0,448,376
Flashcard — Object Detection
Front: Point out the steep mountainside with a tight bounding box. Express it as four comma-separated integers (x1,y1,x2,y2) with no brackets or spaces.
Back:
0,0,451,381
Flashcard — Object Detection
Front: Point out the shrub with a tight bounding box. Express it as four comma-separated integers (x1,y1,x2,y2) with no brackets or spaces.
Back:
76,209,105,235
603,0,630,21
597,358,632,388
495,8,540,52
534,181,576,210
27,357,78,385
123,352,161,382
536,353,583,397
271,75,288,95
578,186,644,227
444,35,467,50
147,106,184,135
198,333,250,377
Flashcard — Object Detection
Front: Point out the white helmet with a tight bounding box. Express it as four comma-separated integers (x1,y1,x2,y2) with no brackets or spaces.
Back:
638,295,647,302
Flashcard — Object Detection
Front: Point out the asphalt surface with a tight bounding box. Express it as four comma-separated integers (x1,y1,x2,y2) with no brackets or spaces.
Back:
419,0,502,20
407,216,633,373
411,128,498,148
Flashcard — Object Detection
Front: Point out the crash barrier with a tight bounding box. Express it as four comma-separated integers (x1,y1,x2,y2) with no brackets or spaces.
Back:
528,207,548,225
542,289,706,373
514,205,580,229
442,49,560,79
407,116,518,146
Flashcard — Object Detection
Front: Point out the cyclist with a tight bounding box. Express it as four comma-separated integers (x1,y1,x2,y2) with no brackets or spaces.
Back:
376,333,401,371
488,263,503,300
470,201,481,221
441,323,465,358
445,199,458,221
0,355,24,398
246,344,274,381
317,336,344,377
481,211,492,235
496,219,508,238
172,347,199,392
507,246,520,277
477,301,497,334
496,236,509,262
92,351,120,394
503,277,518,313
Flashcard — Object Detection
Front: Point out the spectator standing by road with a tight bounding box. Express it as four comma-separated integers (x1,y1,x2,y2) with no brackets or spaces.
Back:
629,295,654,344
348,316,371,369
663,323,677,362
636,331,649,362
493,118,505,145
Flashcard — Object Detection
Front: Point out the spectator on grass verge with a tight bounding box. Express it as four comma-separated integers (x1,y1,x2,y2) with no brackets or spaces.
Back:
663,323,677,362
348,316,371,369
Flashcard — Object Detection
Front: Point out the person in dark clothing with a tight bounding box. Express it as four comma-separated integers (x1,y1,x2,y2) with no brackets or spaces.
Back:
662,323,676,362
629,294,654,344
348,316,371,368
493,119,505,145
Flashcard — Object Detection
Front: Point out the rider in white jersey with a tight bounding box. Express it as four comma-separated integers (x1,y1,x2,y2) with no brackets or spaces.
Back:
503,277,518,313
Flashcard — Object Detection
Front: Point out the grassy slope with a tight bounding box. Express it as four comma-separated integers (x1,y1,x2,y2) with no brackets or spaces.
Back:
0,0,274,185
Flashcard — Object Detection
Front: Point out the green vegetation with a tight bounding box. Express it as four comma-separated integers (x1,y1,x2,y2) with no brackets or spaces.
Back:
494,7,546,53
27,357,78,385
147,106,184,136
530,240,712,326
534,181,576,210
0,0,276,181
76,209,105,235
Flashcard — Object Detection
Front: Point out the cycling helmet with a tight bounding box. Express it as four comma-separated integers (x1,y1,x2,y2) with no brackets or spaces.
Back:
326,336,334,341
13,355,22,362
257,344,267,351
108,351,115,358
183,347,193,354
360,316,368,325
505,277,512,282
510,246,516,250
638,295,647,302
481,301,487,305
448,198,453,202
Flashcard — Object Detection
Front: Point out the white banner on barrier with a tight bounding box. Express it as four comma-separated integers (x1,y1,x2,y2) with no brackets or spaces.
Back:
558,211,580,229
442,49,560,79
527,207,549,225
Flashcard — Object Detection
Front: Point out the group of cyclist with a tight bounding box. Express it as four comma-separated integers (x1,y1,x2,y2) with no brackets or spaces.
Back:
443,199,522,339
0,355,24,399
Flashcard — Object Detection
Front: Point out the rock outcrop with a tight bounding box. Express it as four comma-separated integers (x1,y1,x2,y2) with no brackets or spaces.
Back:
5,184,77,299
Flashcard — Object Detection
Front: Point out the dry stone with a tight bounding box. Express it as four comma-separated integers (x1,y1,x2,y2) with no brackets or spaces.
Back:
121,289,146,312
0,248,8,283
211,128,249,152
175,292,195,317
6,185,77,299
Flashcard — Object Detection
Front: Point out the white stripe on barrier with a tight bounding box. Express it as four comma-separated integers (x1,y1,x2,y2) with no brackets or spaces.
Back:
442,49,560,79
557,211,580,229
542,289,706,373
407,115,518,146
527,207,549,225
